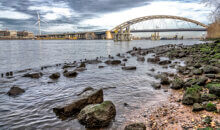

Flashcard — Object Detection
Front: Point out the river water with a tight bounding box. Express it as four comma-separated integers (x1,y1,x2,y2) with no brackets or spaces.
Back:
0,40,203,129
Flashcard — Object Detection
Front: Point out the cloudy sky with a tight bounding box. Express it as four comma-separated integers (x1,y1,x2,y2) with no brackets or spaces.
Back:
0,0,214,34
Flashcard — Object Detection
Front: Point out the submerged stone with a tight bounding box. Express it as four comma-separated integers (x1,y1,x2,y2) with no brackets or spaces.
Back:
7,86,25,96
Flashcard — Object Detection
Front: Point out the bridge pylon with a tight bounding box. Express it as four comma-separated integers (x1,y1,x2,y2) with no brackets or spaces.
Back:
106,31,113,40
114,25,132,42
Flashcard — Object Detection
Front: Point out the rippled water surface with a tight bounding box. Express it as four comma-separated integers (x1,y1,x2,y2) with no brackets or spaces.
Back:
0,40,203,129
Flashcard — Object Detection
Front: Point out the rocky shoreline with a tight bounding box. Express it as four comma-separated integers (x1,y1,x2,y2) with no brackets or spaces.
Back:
1,41,219,129
124,41,220,129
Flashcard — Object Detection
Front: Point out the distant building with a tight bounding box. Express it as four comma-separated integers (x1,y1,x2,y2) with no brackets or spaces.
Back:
0,30,35,39
17,31,34,38
0,30,17,38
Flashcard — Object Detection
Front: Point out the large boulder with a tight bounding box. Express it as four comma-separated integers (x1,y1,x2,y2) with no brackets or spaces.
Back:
49,72,60,80
182,86,201,105
124,123,146,130
63,71,78,78
171,77,184,89
53,89,103,118
23,72,43,79
122,66,137,70
105,60,121,65
77,101,116,128
7,86,25,96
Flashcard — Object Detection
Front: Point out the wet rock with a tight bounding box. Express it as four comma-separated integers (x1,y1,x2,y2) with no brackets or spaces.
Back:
85,59,102,64
208,83,220,96
6,72,10,76
193,69,203,75
63,70,68,74
63,71,78,78
203,66,219,74
133,47,138,51
105,60,121,65
205,74,215,79
98,66,105,69
74,67,87,72
122,66,136,70
149,68,155,72
196,77,208,86
171,77,184,89
23,72,43,79
124,123,146,130
192,103,204,112
79,62,86,68
205,102,217,111
194,63,202,68
62,64,76,69
7,86,25,96
137,56,145,62
201,94,217,101
178,52,186,58
182,86,201,105
1,73,3,77
49,72,60,80
160,76,170,85
124,103,129,107
121,63,126,66
77,87,94,96
116,53,121,57
151,83,161,89
53,89,103,118
123,58,128,62
158,60,171,65
77,101,116,128
147,57,160,63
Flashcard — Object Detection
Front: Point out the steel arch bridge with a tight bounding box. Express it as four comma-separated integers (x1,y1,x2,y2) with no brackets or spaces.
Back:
111,15,208,32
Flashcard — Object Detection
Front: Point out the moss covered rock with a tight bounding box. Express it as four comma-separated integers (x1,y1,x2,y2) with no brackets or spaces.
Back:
205,102,217,112
201,94,217,101
171,77,184,89
77,101,116,128
207,83,220,97
182,85,201,105
192,103,204,112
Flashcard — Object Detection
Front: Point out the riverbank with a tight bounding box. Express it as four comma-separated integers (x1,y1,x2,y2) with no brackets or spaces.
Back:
123,41,220,129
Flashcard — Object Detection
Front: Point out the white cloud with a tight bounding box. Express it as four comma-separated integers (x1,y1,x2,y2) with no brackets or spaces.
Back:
0,3,32,20
81,1,213,30
29,2,78,21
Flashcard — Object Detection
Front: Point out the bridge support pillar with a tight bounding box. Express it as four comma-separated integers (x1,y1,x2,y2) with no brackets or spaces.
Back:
114,26,132,42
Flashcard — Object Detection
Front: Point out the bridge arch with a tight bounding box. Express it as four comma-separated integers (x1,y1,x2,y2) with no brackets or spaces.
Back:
111,15,208,32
